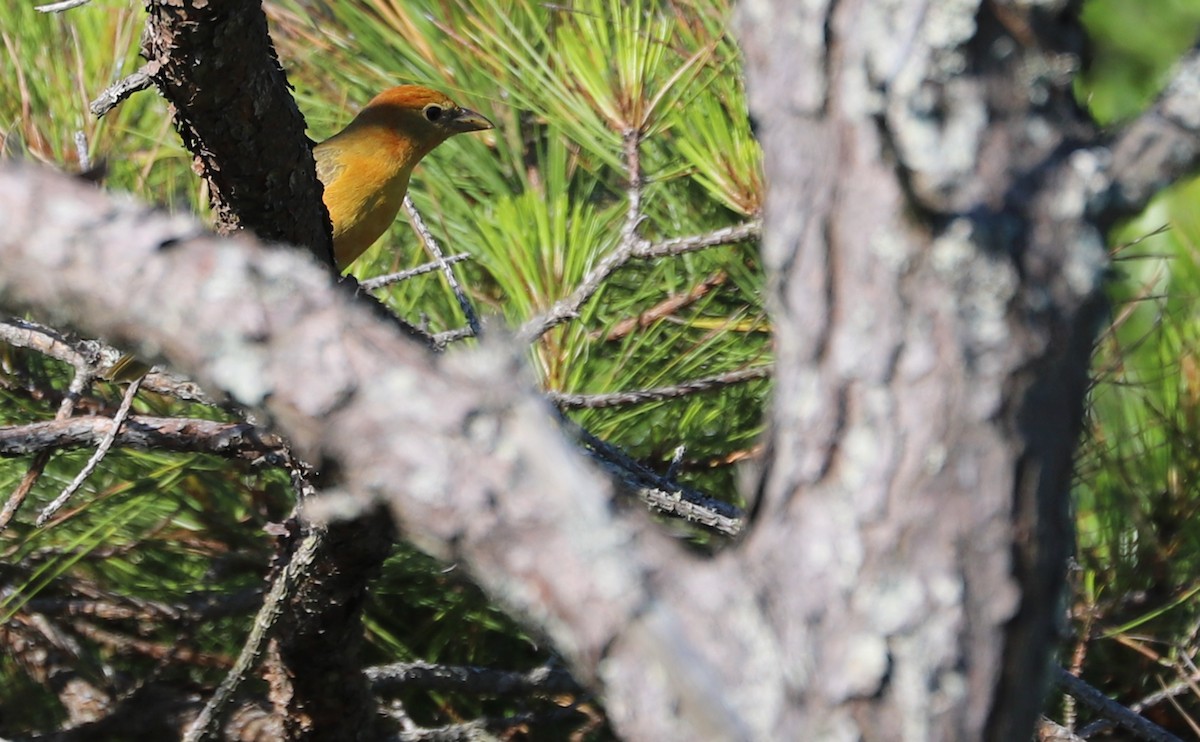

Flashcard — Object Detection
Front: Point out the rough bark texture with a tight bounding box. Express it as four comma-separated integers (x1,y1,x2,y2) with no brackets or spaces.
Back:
141,0,333,266
139,3,383,737
263,512,393,741
7,2,1200,740
735,0,1101,738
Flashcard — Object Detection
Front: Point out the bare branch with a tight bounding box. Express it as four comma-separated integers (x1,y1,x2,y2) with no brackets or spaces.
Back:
518,129,645,344
34,0,92,12
403,197,482,338
74,130,90,172
595,270,728,342
0,317,214,404
432,326,476,348
392,706,593,742
0,346,96,531
632,220,761,260
367,661,581,697
571,424,744,536
27,588,262,624
38,376,142,526
184,508,323,741
519,216,761,344
360,253,471,293
0,160,767,741
0,414,280,461
70,618,232,668
1105,47,1200,225
89,62,158,118
139,0,333,264
0,317,99,372
1053,666,1185,742
548,365,771,410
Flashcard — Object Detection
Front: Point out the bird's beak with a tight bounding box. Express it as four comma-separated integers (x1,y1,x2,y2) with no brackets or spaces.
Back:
449,107,494,133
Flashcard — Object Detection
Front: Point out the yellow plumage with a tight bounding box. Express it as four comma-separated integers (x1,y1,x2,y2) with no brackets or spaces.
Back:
314,85,493,269
107,85,492,381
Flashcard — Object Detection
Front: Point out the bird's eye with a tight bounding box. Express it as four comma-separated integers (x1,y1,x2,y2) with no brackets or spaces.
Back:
424,104,444,122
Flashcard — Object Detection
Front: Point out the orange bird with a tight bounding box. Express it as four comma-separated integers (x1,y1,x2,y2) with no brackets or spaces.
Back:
314,85,494,269
106,86,492,382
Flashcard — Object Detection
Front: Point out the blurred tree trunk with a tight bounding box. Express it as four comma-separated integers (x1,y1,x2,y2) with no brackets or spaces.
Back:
735,0,1102,738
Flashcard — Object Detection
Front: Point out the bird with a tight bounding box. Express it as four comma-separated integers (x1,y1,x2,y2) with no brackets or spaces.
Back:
105,85,493,382
314,84,494,269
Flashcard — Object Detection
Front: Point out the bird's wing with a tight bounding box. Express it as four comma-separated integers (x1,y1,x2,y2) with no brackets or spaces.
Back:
313,142,345,187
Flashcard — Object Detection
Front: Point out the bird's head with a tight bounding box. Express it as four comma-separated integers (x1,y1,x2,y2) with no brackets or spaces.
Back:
353,85,493,151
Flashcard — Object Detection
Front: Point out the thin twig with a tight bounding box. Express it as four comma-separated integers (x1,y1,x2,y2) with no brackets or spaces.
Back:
27,588,262,624
0,452,51,531
37,376,142,526
432,326,476,349
71,618,231,668
518,216,760,344
632,219,761,260
403,197,482,338
0,349,96,531
519,129,644,344
0,317,213,404
393,706,591,742
568,422,744,536
0,317,100,370
367,661,581,697
1053,666,1186,742
547,366,772,410
595,270,727,342
360,253,471,292
34,0,92,12
1080,668,1200,738
90,62,158,118
1158,674,1200,739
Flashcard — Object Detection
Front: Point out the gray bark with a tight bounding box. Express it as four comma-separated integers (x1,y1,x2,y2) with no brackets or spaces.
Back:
6,2,1200,740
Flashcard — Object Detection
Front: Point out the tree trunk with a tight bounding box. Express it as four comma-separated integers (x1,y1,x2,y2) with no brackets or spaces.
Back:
736,0,1101,738
142,0,333,266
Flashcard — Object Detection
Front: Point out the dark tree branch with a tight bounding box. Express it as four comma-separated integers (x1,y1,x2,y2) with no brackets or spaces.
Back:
367,661,582,698
1053,667,1185,742
547,365,771,410
126,5,397,737
0,415,283,462
139,0,333,266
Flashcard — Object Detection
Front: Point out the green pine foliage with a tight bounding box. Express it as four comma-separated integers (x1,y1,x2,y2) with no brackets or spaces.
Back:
1,0,763,734
7,0,1200,735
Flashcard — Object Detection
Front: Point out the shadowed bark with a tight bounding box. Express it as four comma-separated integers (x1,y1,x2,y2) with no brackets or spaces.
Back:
139,2,384,738
141,0,333,266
